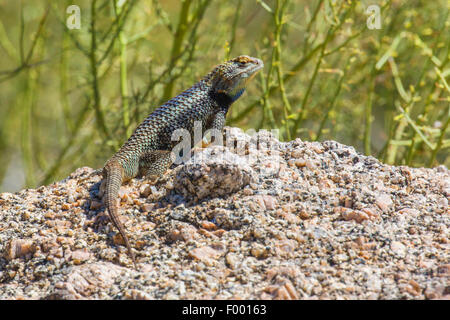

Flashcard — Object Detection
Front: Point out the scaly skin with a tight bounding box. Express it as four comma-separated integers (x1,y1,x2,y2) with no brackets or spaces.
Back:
102,55,264,267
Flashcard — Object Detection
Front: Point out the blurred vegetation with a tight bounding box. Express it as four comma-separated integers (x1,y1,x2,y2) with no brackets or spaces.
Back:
0,0,449,192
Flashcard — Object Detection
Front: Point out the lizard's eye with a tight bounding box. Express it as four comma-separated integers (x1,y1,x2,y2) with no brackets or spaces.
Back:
238,61,248,67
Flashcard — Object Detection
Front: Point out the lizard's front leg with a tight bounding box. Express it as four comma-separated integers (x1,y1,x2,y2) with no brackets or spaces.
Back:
202,111,227,148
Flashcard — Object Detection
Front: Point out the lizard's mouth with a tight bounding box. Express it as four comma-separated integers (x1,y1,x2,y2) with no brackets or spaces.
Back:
233,58,264,81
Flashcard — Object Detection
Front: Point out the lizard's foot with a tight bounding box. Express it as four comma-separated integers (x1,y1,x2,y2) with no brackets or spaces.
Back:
93,211,109,228
146,175,160,185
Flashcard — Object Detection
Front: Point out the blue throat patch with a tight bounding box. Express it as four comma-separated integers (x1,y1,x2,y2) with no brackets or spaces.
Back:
230,88,245,102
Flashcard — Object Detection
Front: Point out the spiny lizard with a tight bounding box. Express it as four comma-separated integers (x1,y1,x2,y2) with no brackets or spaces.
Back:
102,55,263,267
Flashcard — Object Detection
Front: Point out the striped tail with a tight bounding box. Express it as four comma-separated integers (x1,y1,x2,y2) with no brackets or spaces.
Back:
103,160,137,268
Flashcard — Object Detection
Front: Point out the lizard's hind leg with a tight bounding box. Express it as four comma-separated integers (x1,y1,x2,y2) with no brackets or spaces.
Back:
138,150,175,181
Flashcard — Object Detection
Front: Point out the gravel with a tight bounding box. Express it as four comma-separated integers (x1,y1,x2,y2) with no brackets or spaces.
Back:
0,126,448,299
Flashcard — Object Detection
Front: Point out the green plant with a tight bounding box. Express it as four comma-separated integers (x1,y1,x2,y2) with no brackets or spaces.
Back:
0,0,448,192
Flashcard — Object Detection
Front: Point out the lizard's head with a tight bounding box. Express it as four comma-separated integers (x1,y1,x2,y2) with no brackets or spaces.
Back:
209,55,264,102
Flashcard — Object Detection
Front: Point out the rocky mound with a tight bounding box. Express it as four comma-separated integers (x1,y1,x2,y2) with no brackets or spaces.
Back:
0,127,448,299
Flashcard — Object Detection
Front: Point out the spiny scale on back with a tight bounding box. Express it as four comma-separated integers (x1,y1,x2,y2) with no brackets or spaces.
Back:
102,55,264,268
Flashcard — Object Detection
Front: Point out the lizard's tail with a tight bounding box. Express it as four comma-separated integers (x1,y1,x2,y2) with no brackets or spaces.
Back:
103,160,137,268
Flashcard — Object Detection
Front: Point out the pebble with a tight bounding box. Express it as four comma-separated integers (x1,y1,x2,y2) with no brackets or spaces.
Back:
375,193,393,212
339,207,370,223
189,246,223,266
5,239,36,260
71,249,91,264
390,241,407,258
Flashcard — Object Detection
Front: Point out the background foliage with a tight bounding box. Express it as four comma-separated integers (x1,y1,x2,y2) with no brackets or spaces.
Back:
0,0,449,192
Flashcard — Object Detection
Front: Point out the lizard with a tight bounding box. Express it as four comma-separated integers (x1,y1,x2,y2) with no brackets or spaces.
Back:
101,55,264,267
